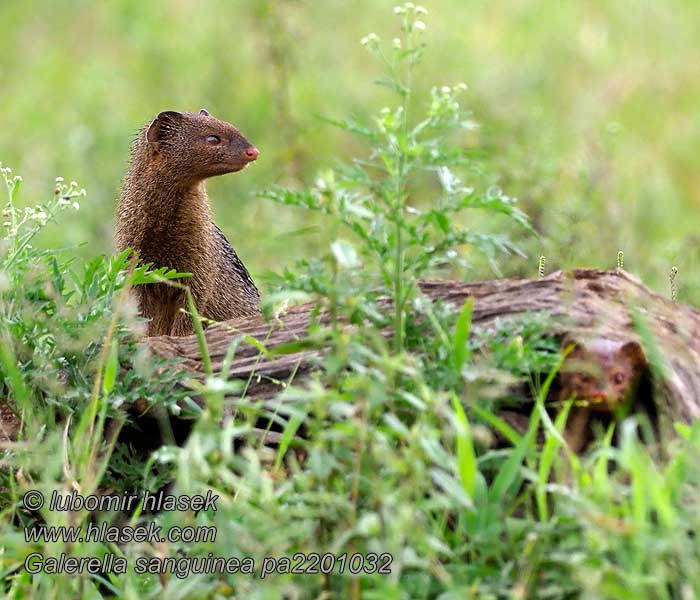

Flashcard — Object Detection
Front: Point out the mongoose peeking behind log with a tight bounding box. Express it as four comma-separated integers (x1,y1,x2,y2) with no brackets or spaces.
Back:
558,337,648,453
115,109,261,337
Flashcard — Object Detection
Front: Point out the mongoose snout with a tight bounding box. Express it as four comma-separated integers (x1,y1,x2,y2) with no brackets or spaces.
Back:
243,146,260,161
115,108,262,337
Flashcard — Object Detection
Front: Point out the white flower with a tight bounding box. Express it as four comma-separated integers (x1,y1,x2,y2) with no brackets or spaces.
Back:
72,202,80,210
361,32,379,46
55,176,64,182
392,37,401,48
414,20,426,30
441,85,451,93
405,2,415,9
415,5,428,14
393,5,403,13
455,82,468,91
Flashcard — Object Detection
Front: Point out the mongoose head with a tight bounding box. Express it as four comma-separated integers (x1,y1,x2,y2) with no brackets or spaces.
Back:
559,337,647,411
144,109,259,180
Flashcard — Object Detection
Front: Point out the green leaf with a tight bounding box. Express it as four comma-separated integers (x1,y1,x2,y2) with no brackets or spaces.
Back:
50,255,66,296
430,468,474,509
453,298,473,372
674,422,691,440
373,77,409,97
536,399,571,522
271,339,316,355
130,265,192,286
460,192,531,229
316,115,377,140
10,177,21,203
274,412,305,471
383,412,410,439
451,394,477,499
242,335,269,357
489,423,533,503
429,210,451,233
102,339,119,395
471,403,523,447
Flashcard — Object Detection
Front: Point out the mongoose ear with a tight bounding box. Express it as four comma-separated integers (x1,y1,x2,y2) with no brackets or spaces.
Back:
199,108,210,116
561,334,584,357
146,111,182,147
619,340,647,368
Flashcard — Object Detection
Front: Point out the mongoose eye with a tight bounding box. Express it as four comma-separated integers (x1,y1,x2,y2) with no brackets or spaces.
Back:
612,372,626,385
206,135,221,145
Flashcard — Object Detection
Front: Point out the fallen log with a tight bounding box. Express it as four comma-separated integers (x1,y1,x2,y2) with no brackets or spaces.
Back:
146,268,700,423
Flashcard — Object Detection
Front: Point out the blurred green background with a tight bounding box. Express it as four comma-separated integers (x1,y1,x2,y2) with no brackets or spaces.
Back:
1,0,698,300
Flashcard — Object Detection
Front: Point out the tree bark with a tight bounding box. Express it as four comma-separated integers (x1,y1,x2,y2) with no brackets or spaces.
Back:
146,268,700,423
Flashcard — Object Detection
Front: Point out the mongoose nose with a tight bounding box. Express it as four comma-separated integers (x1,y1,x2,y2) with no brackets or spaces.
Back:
244,147,260,161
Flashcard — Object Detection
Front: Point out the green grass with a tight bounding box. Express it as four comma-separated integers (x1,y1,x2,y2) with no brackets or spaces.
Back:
1,2,699,598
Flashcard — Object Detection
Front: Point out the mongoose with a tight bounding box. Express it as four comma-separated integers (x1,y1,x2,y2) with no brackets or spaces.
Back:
115,109,261,337
558,337,647,453
0,401,20,442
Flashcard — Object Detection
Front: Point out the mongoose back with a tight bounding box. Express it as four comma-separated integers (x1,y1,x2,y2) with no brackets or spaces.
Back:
115,109,261,336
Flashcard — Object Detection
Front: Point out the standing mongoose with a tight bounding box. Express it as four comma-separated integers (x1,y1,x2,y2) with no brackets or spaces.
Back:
115,109,261,337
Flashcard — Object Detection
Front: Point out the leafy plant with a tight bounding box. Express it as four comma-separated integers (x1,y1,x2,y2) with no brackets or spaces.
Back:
0,164,196,520
0,163,193,417
261,3,530,352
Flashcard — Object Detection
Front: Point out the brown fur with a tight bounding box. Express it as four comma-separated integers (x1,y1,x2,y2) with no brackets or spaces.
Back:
115,109,261,336
0,401,20,442
559,337,647,452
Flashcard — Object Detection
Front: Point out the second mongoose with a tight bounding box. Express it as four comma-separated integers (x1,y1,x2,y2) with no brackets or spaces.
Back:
115,109,261,337
558,337,647,452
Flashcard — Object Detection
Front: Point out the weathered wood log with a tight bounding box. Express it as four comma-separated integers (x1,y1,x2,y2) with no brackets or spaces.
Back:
146,269,700,423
